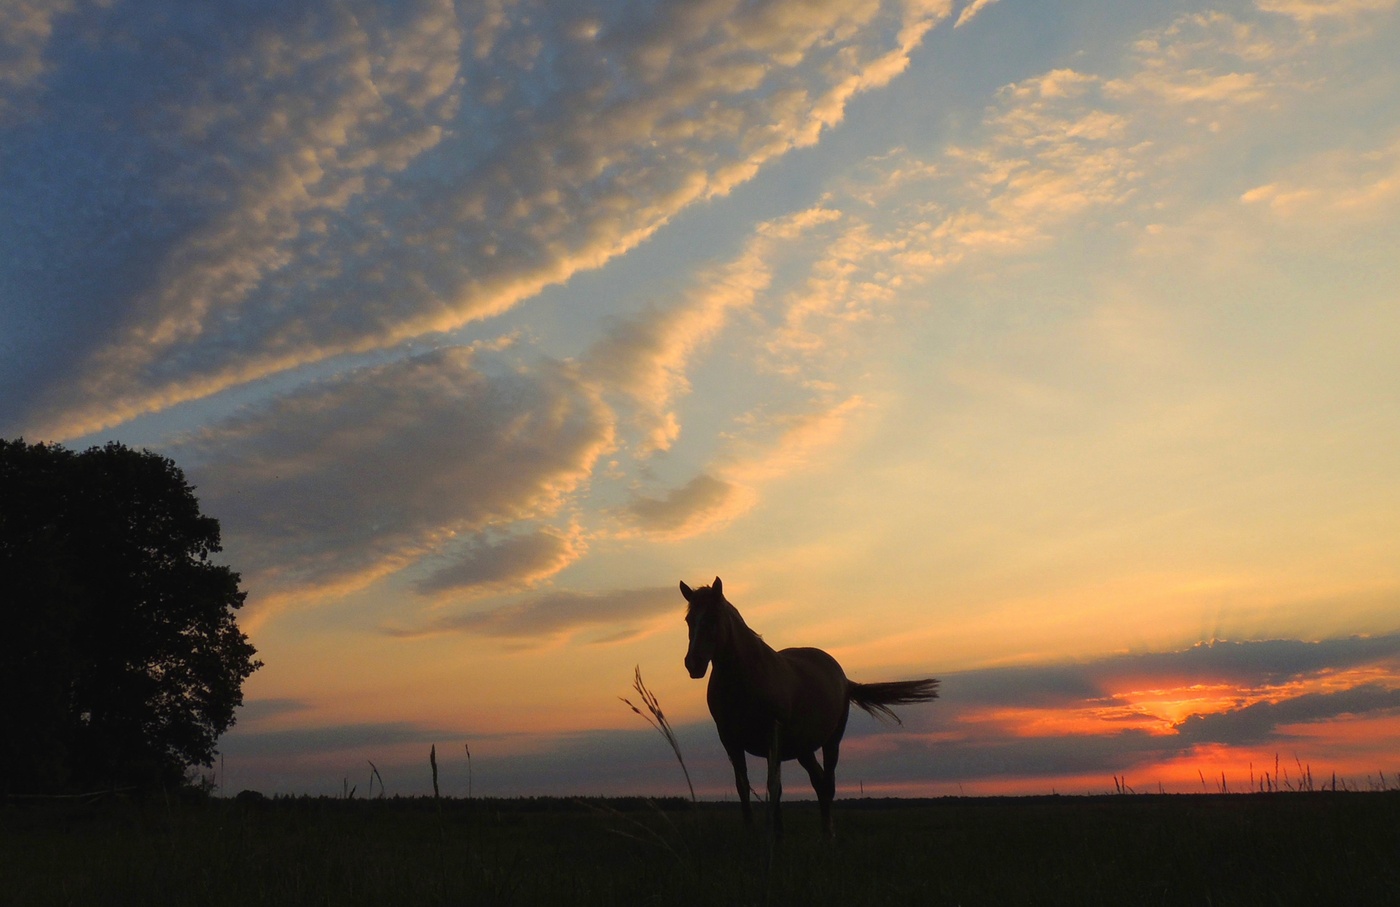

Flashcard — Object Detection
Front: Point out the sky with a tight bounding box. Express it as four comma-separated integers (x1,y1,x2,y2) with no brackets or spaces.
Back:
3,0,1399,799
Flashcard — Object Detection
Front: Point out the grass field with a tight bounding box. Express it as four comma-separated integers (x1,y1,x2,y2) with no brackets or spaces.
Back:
4,791,1399,906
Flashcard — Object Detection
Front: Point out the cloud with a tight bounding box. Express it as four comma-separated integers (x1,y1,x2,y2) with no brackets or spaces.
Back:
856,724,1171,784
940,635,1400,711
567,2,1398,556
611,394,867,541
625,474,744,537
849,633,1400,784
581,206,842,454
415,527,584,597
1240,135,1400,220
581,253,771,455
175,346,612,604
939,665,1110,709
954,0,1000,28
953,69,1140,224
1099,6,1388,112
0,0,76,119
1257,0,1397,25
219,717,732,797
234,698,315,724
726,395,869,484
1100,635,1400,687
384,585,677,641
1174,683,1400,746
2,0,955,440
215,632,1400,794
759,2,1398,366
737,629,1400,787
220,720,449,760
763,69,1149,358
448,723,728,797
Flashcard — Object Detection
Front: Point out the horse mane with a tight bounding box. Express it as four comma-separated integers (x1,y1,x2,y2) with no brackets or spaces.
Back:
689,584,764,643
723,599,765,645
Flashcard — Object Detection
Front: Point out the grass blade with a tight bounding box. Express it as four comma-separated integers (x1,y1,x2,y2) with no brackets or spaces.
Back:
621,665,696,802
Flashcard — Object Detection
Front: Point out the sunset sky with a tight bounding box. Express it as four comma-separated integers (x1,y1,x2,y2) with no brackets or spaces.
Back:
4,0,1399,798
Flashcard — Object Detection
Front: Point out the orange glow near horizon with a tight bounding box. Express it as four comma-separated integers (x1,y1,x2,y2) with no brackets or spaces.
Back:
822,659,1400,798
835,723,1400,800
1121,724,1400,795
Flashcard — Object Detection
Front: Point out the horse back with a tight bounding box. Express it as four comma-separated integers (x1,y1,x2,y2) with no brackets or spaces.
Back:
778,647,848,701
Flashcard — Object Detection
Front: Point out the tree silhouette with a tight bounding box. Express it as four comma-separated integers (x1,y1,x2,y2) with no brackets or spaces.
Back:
1,439,261,794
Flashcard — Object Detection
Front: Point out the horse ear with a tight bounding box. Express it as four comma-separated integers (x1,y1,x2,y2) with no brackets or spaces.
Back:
713,576,723,596
679,581,694,601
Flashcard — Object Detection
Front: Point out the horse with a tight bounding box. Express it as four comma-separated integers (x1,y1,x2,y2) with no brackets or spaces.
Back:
681,577,938,837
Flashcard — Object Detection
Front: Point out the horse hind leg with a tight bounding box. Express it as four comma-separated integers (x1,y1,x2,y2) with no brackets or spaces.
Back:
819,738,841,837
797,750,833,837
767,723,784,838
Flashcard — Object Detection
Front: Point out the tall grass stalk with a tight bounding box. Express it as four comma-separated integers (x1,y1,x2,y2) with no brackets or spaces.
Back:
621,665,696,802
429,745,449,900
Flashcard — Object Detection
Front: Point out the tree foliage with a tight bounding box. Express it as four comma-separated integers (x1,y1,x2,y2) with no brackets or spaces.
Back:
1,439,261,793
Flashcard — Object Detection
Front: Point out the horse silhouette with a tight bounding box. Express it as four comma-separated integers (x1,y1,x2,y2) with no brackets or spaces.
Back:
681,577,938,836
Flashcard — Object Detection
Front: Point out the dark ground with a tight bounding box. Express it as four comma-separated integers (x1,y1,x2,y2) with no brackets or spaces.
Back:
4,791,1398,906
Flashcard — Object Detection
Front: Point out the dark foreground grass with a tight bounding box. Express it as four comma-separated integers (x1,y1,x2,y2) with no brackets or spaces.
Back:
4,792,1399,906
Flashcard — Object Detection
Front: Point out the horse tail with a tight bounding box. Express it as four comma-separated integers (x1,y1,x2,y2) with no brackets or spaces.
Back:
847,678,940,725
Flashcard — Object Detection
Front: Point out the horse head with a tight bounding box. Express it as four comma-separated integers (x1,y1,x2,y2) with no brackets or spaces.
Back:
680,576,726,679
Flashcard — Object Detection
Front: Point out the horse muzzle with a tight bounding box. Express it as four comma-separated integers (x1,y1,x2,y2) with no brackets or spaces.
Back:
685,655,708,679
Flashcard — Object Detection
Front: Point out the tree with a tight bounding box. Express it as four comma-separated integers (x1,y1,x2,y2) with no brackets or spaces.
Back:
1,439,261,794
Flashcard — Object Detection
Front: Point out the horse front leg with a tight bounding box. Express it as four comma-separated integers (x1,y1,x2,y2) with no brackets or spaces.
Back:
724,742,753,826
767,722,783,838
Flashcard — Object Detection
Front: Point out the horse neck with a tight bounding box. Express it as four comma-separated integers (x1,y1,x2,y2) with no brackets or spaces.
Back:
712,604,780,682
